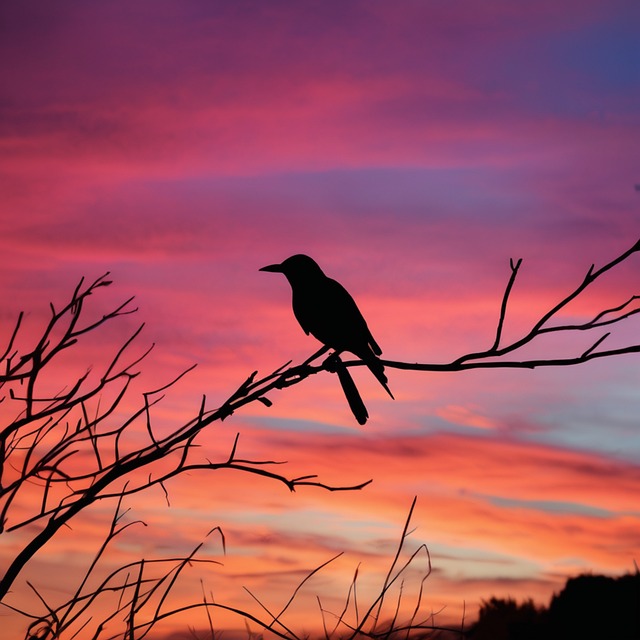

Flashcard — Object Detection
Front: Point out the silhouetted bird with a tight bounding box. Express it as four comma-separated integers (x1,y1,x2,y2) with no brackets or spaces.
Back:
260,254,393,424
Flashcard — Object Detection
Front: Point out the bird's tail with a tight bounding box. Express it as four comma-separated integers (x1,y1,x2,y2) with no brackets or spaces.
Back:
364,354,394,400
333,355,369,425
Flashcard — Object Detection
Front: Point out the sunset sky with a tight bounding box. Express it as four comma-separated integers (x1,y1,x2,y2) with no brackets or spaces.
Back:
1,1,640,637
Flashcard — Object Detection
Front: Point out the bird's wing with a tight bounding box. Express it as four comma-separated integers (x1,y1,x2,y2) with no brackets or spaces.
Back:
331,280,382,355
322,279,385,354
291,288,315,336
326,281,392,397
292,276,383,357
367,334,382,356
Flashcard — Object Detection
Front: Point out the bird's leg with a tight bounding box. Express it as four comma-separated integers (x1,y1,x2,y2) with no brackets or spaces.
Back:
322,350,343,373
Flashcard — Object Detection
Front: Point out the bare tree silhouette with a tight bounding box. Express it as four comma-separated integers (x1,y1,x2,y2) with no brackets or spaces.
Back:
1,239,639,638
0,273,369,638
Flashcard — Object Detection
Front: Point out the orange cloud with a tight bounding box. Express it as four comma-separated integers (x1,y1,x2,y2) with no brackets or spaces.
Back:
436,405,500,430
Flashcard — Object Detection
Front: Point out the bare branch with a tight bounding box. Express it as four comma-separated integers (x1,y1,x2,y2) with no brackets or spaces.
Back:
491,257,522,352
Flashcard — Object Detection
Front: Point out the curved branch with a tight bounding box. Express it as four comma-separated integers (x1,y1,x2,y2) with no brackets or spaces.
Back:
232,238,640,404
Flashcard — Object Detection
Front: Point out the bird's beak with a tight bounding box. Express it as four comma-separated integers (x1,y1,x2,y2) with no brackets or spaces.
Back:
259,263,283,273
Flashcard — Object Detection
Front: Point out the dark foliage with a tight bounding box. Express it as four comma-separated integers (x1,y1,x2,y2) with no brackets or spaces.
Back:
467,572,640,640
546,573,640,640
467,597,544,640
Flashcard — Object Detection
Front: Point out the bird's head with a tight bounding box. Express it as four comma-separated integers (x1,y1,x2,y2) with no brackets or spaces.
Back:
260,254,325,284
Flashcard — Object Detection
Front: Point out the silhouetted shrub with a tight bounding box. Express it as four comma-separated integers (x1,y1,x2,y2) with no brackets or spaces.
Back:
468,597,544,640
468,572,640,640
546,573,640,640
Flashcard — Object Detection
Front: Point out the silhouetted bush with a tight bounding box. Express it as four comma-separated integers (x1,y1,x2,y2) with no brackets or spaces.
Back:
546,573,640,640
468,572,640,640
467,597,544,640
